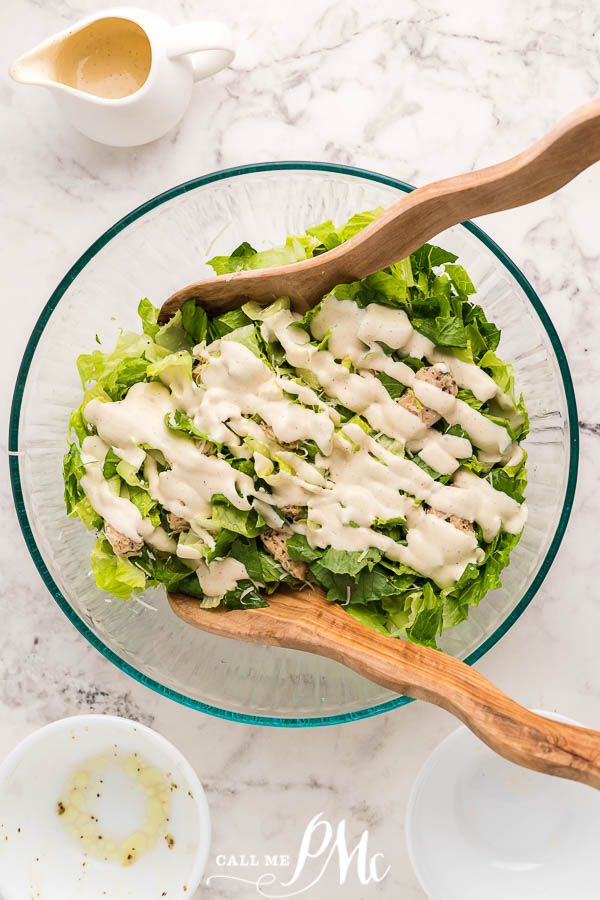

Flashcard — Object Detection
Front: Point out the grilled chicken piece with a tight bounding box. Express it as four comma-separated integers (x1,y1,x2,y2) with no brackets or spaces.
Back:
167,512,189,532
416,364,458,395
197,439,217,455
260,529,309,580
105,523,143,557
397,365,458,427
427,506,475,536
280,505,306,521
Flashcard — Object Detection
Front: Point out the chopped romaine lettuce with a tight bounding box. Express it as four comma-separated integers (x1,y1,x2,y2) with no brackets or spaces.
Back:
63,208,528,649
91,537,147,600
63,443,86,516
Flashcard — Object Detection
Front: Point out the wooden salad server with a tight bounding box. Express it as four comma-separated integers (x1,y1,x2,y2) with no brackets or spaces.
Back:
159,97,600,321
169,586,600,789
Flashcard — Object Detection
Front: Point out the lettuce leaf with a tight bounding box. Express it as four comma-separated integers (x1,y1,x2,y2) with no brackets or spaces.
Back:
456,388,484,410
181,299,208,345
70,496,103,531
333,272,409,309
210,495,267,538
146,350,193,381
288,301,325,335
116,460,146,488
228,537,297,587
102,447,122,480
63,443,86,516
479,349,515,397
375,372,406,399
91,537,147,600
305,219,342,251
208,308,252,340
222,581,269,609
208,235,315,276
306,208,383,253
123,484,161,527
154,309,190,352
207,241,258,275
444,264,476,298
409,452,452,483
345,604,390,634
68,406,89,444
308,559,399,605
336,208,384,241
411,243,458,273
138,298,160,339
242,297,290,322
399,355,425,372
489,468,525,504
441,530,522,629
164,410,219,447
412,315,467,348
77,331,168,390
248,235,315,269
378,582,444,648
318,547,382,577
464,304,500,354
102,357,149,401
204,528,238,563
406,603,443,649
221,324,264,359
286,533,322,563
134,546,196,591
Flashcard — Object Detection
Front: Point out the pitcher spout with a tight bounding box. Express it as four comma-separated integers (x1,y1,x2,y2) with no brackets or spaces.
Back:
9,35,64,89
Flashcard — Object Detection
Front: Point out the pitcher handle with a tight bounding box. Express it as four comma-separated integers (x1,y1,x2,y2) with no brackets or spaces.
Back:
166,22,235,82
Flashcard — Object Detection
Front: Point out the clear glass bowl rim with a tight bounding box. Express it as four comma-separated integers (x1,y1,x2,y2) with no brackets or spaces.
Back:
8,161,579,728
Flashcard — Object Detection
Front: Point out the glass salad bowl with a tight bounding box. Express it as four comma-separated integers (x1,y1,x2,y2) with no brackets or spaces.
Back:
9,163,578,726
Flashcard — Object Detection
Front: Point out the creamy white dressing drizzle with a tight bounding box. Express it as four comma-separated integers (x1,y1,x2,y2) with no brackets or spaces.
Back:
80,434,175,550
427,348,498,402
85,382,254,525
196,557,248,596
398,506,484,589
265,307,427,444
80,295,525,591
265,295,507,457
197,341,336,453
412,380,512,455
311,295,499,405
263,424,525,577
252,497,285,528
417,431,471,475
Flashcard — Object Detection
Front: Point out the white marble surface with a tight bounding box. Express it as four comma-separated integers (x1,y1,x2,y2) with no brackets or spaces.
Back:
1,0,600,897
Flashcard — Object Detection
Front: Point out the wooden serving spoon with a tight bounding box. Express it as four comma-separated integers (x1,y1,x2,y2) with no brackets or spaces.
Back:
159,97,600,321
170,586,600,789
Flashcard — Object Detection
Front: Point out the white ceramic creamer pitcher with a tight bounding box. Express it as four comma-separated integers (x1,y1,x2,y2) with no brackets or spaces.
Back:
9,7,235,146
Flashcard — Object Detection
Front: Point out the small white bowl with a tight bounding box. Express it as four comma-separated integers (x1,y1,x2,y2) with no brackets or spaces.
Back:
0,715,210,899
405,710,600,899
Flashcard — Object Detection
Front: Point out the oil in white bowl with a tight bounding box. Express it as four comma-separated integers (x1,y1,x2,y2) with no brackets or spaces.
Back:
56,749,174,866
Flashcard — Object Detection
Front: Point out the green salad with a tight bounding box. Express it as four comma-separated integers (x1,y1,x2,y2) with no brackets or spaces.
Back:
63,208,528,649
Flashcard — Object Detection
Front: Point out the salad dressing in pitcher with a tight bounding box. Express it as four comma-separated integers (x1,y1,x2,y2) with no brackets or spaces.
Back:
9,8,235,146
53,17,151,99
